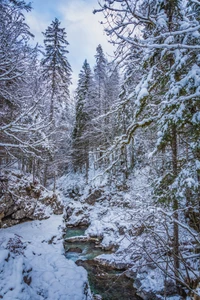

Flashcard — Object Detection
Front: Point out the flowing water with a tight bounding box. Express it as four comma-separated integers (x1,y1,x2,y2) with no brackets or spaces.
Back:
64,226,106,261
64,226,141,300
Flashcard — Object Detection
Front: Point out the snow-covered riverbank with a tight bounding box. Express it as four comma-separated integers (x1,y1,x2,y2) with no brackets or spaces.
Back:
0,215,91,300
60,168,200,300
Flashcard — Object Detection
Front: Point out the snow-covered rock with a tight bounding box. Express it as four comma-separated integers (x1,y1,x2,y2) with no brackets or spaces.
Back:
60,167,200,299
0,215,91,299
84,189,103,205
0,172,63,228
133,267,177,300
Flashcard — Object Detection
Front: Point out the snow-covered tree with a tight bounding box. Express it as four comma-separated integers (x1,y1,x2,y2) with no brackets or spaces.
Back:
95,0,200,293
40,18,72,186
41,18,72,123
94,44,107,107
72,59,94,179
0,0,48,172
93,45,122,160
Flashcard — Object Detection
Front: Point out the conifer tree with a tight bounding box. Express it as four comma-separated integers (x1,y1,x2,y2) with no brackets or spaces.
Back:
41,18,72,123
95,0,200,292
72,60,94,180
41,18,72,186
94,44,108,115
93,44,109,159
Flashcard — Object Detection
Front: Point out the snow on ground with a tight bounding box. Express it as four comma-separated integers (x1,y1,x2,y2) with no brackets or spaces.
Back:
0,215,91,300
59,167,200,299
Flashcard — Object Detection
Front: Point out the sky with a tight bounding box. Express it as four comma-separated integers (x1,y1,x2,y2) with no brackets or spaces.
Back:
25,0,115,91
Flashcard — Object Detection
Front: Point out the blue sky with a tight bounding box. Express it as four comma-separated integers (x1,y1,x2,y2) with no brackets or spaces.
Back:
26,0,114,91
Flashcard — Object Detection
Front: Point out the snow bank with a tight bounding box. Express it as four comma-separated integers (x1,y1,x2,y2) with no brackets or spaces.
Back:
0,215,90,300
62,167,199,299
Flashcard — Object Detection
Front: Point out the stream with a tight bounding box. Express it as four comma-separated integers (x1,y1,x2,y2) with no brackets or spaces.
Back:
64,226,142,300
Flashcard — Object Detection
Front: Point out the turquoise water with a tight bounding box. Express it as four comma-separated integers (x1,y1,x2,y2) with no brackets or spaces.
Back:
64,240,106,262
64,226,87,239
64,226,141,300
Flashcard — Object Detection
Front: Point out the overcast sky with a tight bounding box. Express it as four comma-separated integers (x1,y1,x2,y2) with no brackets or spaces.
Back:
25,0,115,91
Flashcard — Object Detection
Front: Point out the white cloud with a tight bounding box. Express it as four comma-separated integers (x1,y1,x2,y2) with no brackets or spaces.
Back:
58,0,115,88
25,0,115,91
25,14,48,45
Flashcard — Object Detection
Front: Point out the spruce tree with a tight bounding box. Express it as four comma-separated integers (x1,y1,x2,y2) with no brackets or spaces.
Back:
94,44,107,113
72,60,94,181
41,18,72,123
93,44,108,158
41,18,72,185
95,0,200,292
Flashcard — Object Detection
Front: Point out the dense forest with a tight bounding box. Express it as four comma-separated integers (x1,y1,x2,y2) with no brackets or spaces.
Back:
0,0,199,299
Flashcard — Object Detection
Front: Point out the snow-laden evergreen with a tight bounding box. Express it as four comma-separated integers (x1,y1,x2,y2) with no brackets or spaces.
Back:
0,0,199,299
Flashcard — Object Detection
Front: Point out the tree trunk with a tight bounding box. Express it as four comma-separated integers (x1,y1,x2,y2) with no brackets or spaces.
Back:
171,124,180,288
53,169,56,193
43,162,48,187
130,138,135,170
85,148,89,184
32,157,36,183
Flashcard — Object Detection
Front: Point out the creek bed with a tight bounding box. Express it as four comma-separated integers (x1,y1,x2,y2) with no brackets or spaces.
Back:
64,226,141,300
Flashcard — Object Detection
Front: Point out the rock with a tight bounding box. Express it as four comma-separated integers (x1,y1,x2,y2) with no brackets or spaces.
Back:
101,242,117,251
133,268,178,300
0,172,62,228
4,205,18,217
66,247,83,253
116,184,129,191
75,209,84,216
30,204,49,220
0,211,4,223
93,294,102,300
1,219,20,228
40,193,63,215
64,204,90,227
67,219,90,227
125,269,137,280
85,189,103,205
12,209,27,220
23,275,32,285
118,225,126,235
136,289,160,300
65,236,100,243
0,194,15,217
95,258,130,270
65,206,74,219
